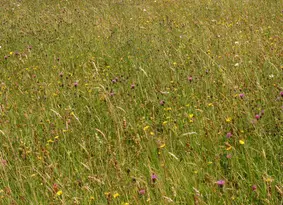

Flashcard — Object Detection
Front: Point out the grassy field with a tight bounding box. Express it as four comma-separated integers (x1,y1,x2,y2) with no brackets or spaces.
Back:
0,0,282,204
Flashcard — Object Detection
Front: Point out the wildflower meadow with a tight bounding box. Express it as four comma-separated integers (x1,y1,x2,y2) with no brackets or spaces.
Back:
0,0,282,204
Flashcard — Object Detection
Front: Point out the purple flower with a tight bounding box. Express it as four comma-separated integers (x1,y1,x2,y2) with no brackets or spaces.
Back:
112,79,117,83
280,91,283,97
110,92,114,96
74,82,78,87
159,100,165,106
255,114,260,120
131,84,135,89
4,56,8,60
1,159,7,167
226,154,232,159
226,132,232,138
151,174,157,183
59,72,63,77
239,93,245,98
252,185,257,191
216,180,225,187
138,189,145,195
187,76,193,82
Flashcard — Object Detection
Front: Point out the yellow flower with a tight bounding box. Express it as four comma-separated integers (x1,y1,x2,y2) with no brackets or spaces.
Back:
226,117,232,123
122,203,129,205
90,196,95,200
188,114,194,118
9,52,13,55
113,193,120,198
54,136,59,139
150,132,155,136
104,192,110,196
162,121,168,125
56,190,63,196
143,126,150,131
164,107,172,111
239,140,245,145
208,103,213,107
159,143,166,148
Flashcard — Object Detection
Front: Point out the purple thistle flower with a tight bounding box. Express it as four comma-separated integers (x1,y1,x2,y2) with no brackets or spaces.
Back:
110,92,114,96
226,132,232,138
226,154,232,159
216,180,225,187
138,189,146,195
255,114,260,120
159,100,165,106
239,93,245,98
59,72,63,77
187,76,193,82
252,185,257,191
4,56,8,60
151,174,157,183
280,91,283,97
112,79,117,83
74,82,78,87
131,84,135,89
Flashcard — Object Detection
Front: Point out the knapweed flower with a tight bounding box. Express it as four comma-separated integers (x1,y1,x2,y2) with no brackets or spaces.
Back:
187,76,193,82
252,185,257,191
74,82,78,87
239,93,245,98
255,114,260,120
226,132,232,138
1,159,7,167
109,92,114,96
53,183,59,193
139,189,146,195
216,180,225,187
160,100,165,106
280,91,283,97
226,154,232,159
151,174,157,183
131,84,135,89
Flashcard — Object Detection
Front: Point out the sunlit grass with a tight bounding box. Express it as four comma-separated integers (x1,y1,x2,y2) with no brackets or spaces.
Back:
0,0,282,204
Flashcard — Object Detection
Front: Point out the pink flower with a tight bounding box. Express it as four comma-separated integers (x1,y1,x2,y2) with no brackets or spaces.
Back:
138,189,146,195
252,185,257,191
151,174,157,183
255,114,260,120
239,93,245,98
216,180,225,187
226,132,232,138
187,76,193,82
1,159,7,167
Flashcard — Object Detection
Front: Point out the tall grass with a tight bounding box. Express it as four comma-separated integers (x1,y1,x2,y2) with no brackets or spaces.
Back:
0,0,282,204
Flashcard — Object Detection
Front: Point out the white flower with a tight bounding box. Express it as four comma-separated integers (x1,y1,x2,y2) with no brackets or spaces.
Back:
234,63,239,67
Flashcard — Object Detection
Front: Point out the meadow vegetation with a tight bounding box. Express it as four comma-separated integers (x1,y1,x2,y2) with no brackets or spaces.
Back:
0,0,282,204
